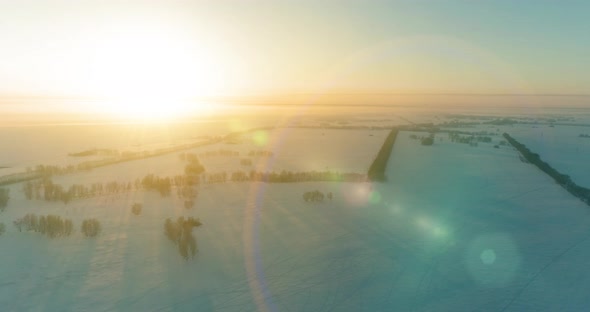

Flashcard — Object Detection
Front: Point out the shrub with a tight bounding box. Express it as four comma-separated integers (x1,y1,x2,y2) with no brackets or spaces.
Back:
81,219,101,237
131,203,142,216
0,222,5,236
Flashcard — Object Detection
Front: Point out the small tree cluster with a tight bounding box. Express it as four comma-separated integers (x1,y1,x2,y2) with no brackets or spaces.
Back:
164,217,202,260
177,186,198,200
0,188,9,212
421,134,435,146
184,156,205,176
81,219,101,237
240,158,253,166
131,203,142,216
13,214,73,238
206,172,228,183
24,179,133,203
303,190,325,202
141,174,172,196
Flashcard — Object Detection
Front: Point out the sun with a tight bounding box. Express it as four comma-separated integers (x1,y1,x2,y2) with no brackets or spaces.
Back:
86,24,225,121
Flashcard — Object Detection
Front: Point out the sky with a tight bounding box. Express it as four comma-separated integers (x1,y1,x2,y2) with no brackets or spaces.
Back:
0,0,589,104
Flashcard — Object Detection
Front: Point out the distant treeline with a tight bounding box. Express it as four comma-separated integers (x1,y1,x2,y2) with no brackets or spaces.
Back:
13,214,101,238
13,214,74,238
226,170,367,183
23,169,366,204
503,133,590,205
0,136,224,186
23,174,199,203
68,148,118,157
368,128,399,182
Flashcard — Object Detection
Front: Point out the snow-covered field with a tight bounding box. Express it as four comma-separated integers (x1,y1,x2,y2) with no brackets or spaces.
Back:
45,127,387,189
2,121,590,311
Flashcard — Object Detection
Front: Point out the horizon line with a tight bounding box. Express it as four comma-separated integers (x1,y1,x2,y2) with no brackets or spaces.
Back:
1,92,590,100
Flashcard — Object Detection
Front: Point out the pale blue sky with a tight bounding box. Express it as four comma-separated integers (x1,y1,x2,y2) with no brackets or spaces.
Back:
0,0,588,98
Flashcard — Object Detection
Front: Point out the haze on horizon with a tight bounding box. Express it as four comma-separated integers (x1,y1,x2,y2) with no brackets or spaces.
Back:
1,0,589,120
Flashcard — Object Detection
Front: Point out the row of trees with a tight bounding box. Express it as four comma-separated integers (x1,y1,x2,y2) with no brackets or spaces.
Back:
504,133,590,205
164,217,202,260
227,170,367,183
22,173,202,203
23,179,135,203
10,213,102,238
368,129,399,182
13,214,74,238
0,188,9,212
448,132,493,144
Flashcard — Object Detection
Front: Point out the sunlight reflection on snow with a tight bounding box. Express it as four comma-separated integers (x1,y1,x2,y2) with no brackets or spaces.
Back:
465,233,521,287
341,183,372,207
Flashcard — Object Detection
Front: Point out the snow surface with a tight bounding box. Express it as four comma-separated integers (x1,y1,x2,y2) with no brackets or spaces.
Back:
1,128,590,311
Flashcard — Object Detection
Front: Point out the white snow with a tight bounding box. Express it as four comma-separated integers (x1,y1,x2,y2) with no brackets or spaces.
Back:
1,122,590,311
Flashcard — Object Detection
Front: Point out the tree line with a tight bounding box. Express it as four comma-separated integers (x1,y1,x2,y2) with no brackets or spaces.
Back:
11,214,102,238
448,132,493,145
368,128,399,182
22,173,201,203
504,133,590,205
22,167,365,205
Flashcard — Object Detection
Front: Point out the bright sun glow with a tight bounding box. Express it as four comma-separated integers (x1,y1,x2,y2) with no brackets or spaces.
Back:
87,23,225,121
100,97,213,121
